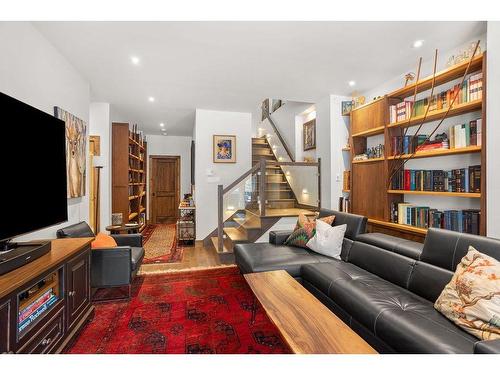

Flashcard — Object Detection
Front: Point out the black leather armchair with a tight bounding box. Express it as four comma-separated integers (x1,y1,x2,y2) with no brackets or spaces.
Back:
56,221,145,300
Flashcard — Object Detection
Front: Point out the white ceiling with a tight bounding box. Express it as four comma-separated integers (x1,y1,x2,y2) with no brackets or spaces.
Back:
34,21,486,136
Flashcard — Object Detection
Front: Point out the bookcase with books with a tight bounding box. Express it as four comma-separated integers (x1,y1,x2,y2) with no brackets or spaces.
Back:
350,52,486,241
112,123,148,232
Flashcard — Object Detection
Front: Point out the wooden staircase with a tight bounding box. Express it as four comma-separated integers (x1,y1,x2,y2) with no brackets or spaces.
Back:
208,137,316,263
252,137,299,210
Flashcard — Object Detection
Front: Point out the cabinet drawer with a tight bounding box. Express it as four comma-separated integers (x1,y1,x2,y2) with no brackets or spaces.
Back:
17,307,64,354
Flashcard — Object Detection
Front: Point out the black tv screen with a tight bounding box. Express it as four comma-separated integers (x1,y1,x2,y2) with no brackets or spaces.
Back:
1,92,68,242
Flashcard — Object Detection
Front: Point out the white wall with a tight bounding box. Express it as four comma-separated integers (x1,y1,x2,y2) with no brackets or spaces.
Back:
295,108,317,162
146,135,193,220
487,21,500,238
0,22,90,241
89,103,112,229
316,95,351,210
194,109,252,240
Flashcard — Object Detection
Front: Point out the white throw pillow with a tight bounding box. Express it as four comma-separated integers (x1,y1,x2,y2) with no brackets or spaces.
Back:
306,221,347,260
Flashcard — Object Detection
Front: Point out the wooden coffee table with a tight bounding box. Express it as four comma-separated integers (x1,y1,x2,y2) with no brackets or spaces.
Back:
244,270,377,354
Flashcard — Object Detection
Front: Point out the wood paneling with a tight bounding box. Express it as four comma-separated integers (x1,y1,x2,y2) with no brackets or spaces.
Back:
150,156,180,224
350,98,386,135
351,162,386,221
244,270,377,354
66,250,90,330
0,300,11,353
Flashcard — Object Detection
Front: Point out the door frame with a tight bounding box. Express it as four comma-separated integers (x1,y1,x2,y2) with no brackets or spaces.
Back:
149,155,181,224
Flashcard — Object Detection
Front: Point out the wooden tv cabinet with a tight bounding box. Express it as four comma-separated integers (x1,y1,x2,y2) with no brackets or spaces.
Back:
0,238,94,354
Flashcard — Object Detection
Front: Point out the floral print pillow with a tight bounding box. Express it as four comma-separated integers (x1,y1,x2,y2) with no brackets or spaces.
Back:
435,246,500,340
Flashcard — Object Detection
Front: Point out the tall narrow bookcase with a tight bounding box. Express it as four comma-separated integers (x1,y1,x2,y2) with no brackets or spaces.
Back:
112,123,148,232
349,52,486,242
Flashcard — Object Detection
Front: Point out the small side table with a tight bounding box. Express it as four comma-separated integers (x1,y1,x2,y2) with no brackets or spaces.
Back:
106,224,141,234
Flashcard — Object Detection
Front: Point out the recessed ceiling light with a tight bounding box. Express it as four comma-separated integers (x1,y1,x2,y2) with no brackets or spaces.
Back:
130,56,140,65
348,80,356,87
160,123,165,127
148,97,155,102
413,40,424,48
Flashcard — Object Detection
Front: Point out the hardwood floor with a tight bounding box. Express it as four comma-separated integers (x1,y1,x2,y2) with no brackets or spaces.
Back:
138,240,227,274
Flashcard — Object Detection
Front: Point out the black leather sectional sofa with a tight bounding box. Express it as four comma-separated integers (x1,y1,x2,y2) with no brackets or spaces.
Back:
234,209,500,354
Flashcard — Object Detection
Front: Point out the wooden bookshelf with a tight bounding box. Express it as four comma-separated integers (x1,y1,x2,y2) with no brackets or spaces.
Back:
112,123,148,231
388,53,484,99
387,99,482,129
352,157,385,164
349,52,486,238
351,125,385,138
387,190,481,198
386,145,481,160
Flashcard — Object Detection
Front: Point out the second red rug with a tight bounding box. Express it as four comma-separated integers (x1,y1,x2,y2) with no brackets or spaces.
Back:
142,224,184,264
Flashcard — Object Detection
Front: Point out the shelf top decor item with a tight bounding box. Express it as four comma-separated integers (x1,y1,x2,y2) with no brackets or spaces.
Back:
54,106,87,198
213,134,237,163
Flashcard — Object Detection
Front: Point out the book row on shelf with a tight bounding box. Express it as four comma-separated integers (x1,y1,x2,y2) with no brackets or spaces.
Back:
129,124,145,145
18,288,58,333
391,202,480,235
338,196,351,213
391,165,481,193
390,118,481,156
389,72,483,123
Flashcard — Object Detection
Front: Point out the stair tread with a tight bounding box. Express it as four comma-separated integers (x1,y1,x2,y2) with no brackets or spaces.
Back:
211,237,232,253
267,198,296,201
223,227,248,242
233,217,262,229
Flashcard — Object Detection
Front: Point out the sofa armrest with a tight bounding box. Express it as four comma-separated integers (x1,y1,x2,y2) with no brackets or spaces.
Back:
474,339,500,354
90,246,132,287
111,233,143,247
269,230,293,245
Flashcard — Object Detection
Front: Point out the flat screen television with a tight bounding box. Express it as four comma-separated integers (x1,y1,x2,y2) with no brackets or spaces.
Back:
0,92,68,244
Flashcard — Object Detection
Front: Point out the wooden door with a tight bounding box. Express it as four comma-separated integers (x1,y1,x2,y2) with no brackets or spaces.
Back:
66,250,90,330
150,156,180,224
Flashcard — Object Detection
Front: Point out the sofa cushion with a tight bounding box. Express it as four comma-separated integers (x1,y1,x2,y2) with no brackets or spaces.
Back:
234,242,334,277
91,232,118,249
435,247,500,341
356,232,423,260
421,228,500,271
302,262,478,353
130,247,145,271
374,302,477,353
347,241,416,289
407,261,454,302
318,209,367,240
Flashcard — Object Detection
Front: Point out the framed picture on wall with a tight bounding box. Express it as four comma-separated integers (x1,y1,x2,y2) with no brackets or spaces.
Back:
341,100,353,116
213,135,237,163
303,119,316,151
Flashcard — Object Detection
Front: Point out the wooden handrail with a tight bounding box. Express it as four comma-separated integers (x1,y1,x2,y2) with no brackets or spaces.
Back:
267,160,319,167
266,114,295,162
222,163,260,194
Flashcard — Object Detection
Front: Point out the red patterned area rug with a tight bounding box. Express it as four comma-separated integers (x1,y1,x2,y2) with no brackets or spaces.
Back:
66,267,290,354
142,224,184,264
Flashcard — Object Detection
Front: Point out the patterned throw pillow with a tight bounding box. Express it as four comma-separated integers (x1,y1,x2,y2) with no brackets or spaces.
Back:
284,213,335,249
434,246,500,340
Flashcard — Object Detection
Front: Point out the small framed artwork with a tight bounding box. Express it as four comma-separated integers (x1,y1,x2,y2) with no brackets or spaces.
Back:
213,135,237,163
303,119,316,151
341,101,353,116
